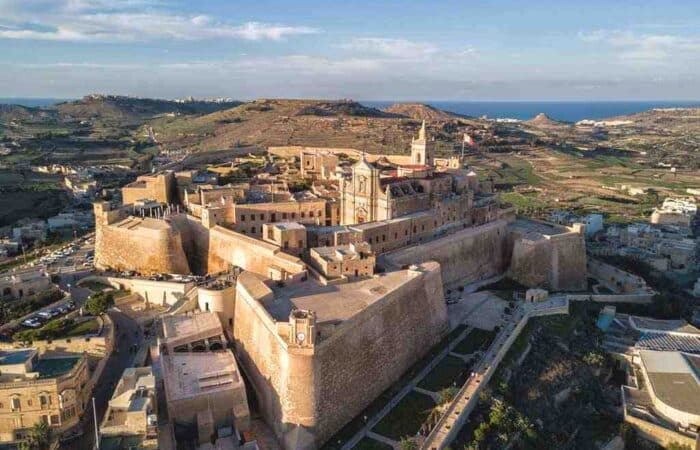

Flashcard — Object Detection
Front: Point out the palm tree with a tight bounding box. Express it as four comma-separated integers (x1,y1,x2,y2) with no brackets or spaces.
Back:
18,421,51,450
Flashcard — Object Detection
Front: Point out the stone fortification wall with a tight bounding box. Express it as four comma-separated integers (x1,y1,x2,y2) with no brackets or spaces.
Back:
207,226,307,281
383,219,511,287
313,262,448,446
233,274,293,446
233,264,448,450
508,222,587,291
80,275,193,306
94,216,191,275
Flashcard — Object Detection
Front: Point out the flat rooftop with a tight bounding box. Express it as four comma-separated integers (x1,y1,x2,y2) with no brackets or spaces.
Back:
162,312,223,341
631,316,700,335
270,222,306,231
162,352,243,402
509,218,567,235
264,262,438,324
639,350,700,416
113,216,170,231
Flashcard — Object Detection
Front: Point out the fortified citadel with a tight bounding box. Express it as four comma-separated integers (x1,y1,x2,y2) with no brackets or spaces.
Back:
94,123,587,449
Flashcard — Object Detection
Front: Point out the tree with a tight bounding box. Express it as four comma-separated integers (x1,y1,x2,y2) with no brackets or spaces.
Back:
582,351,605,367
398,437,417,450
438,386,458,404
13,329,39,344
19,421,51,450
85,291,114,316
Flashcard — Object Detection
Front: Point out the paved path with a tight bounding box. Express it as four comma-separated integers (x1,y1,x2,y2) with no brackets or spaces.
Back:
366,432,399,449
64,308,144,450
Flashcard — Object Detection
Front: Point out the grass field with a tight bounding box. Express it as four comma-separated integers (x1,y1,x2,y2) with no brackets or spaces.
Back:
453,329,497,355
64,318,100,337
418,355,470,392
351,438,392,450
372,391,435,440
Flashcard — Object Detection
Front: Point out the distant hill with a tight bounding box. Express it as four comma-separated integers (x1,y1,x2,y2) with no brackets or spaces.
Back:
525,112,568,128
383,103,464,121
147,99,480,154
56,95,242,124
0,104,56,123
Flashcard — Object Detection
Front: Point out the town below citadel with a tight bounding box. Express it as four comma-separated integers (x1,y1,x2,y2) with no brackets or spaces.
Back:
0,97,698,450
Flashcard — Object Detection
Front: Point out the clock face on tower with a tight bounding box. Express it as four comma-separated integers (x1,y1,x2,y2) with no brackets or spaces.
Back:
297,332,306,343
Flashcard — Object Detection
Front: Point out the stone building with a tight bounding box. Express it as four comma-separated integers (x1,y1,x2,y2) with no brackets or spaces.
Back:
0,268,51,301
161,351,250,445
339,122,484,226
262,222,308,257
308,242,375,280
0,349,89,445
100,367,158,449
622,350,700,449
121,172,176,206
160,312,227,354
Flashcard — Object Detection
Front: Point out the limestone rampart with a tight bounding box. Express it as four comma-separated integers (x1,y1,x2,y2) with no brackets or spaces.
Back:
233,263,448,450
207,226,307,281
508,221,587,291
95,215,191,275
383,219,511,287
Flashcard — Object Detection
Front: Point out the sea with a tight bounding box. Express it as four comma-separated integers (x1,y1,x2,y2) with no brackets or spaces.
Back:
365,100,700,122
2,97,700,123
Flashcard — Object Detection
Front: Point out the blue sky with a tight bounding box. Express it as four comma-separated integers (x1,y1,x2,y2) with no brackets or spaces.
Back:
1,0,700,100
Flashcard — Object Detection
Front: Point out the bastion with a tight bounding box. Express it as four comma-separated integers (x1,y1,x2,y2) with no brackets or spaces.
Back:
233,262,448,449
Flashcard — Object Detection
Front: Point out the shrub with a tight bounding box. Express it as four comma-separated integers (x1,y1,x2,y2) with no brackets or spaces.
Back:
85,291,114,316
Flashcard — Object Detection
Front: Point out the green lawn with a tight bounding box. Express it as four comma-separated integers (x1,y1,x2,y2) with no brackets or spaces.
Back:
418,355,469,392
373,391,435,440
63,318,100,337
453,329,497,355
351,438,392,450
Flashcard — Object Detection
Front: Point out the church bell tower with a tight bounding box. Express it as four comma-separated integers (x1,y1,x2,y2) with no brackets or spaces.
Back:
411,120,434,167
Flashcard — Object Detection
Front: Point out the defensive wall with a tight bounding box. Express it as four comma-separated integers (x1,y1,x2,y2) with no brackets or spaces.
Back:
94,203,191,275
95,203,307,281
383,219,511,287
233,262,448,450
79,275,193,306
507,220,587,291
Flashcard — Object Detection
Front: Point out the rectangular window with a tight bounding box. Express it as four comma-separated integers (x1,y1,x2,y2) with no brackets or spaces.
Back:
240,214,246,221
309,211,314,218
251,226,256,234
11,398,20,411
260,214,265,220
282,212,287,219
301,212,305,218
50,415,59,425
271,213,276,222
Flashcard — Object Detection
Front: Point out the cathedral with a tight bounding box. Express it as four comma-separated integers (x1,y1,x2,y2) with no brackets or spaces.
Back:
339,121,482,225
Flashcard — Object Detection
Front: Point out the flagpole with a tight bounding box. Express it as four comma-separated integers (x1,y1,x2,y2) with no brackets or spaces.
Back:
93,396,100,449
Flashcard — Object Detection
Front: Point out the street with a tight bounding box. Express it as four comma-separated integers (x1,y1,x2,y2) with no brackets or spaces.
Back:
63,308,144,450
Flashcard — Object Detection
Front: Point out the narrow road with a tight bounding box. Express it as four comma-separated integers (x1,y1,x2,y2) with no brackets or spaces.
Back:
63,309,143,450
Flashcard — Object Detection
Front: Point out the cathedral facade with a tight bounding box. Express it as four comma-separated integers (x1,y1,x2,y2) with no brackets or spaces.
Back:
339,121,480,226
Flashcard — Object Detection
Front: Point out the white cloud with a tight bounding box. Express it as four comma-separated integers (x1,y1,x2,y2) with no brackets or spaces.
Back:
341,38,438,59
0,0,319,42
579,29,700,65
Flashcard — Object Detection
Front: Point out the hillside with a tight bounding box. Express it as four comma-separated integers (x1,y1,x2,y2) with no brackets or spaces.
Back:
524,112,569,128
146,99,483,155
56,95,242,124
383,103,464,121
